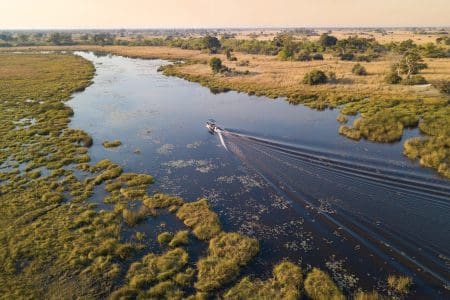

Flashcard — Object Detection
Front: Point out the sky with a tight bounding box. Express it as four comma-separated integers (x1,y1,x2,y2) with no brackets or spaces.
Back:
1,0,449,29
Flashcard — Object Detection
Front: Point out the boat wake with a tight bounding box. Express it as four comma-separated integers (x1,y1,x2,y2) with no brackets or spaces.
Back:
219,129,450,293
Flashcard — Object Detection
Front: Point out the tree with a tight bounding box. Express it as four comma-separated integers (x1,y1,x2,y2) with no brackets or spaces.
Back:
92,33,115,46
303,70,328,85
48,32,73,45
318,33,338,48
210,57,222,73
203,36,221,53
392,50,427,77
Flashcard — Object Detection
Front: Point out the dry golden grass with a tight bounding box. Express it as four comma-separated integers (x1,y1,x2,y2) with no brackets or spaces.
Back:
2,44,449,101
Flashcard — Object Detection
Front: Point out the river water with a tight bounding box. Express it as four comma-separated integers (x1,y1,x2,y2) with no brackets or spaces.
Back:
68,52,450,298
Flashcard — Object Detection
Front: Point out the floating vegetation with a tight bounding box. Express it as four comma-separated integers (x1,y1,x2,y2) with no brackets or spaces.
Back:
102,139,122,148
157,143,175,155
164,159,216,173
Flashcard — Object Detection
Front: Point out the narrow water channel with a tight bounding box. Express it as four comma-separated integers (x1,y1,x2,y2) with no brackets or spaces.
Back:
68,52,450,297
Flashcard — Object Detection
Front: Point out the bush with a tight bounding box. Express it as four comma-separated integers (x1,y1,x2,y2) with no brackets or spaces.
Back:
352,63,367,76
312,53,324,60
210,57,222,73
303,70,328,85
385,72,402,84
433,80,450,94
402,75,427,85
319,33,338,47
339,53,355,61
297,52,312,61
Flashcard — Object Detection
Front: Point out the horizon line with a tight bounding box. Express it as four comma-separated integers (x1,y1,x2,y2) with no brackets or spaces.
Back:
1,25,449,31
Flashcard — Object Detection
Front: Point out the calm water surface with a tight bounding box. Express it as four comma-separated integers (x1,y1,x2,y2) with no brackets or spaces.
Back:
69,52,450,297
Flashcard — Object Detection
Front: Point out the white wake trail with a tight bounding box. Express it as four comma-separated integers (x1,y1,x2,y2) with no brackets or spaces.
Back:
216,130,228,151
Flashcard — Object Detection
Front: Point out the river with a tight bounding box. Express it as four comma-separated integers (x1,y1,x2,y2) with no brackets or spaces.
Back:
68,52,450,298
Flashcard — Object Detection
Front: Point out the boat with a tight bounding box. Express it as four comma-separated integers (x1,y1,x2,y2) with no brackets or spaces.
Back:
206,119,218,133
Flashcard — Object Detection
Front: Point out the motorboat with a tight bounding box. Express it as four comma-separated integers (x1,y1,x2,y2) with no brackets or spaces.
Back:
206,119,219,133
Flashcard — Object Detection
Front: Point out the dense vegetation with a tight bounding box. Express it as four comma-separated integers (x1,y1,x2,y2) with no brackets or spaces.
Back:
0,52,408,299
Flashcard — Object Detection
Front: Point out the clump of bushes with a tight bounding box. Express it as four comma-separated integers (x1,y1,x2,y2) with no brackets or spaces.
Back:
402,75,427,85
195,232,259,292
352,63,367,76
385,72,402,84
312,53,324,60
297,51,312,61
304,268,344,300
210,57,222,73
303,70,328,85
176,199,221,240
339,53,355,61
224,261,302,299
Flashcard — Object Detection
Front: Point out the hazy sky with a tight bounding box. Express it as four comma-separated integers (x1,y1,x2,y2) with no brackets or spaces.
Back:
1,0,449,29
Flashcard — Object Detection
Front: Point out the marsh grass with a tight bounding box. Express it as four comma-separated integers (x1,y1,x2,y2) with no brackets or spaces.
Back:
387,275,412,295
0,51,419,299
224,261,302,300
304,268,344,300
195,232,259,292
176,199,222,240
102,140,122,148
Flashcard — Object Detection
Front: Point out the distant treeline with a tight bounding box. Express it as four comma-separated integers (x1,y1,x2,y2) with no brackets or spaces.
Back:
1,31,449,60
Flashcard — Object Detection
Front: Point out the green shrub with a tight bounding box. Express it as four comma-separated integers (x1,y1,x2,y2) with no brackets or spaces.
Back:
312,53,324,60
303,70,328,85
319,33,338,47
352,63,367,76
402,75,427,85
339,53,355,61
297,52,312,61
385,72,402,84
210,57,222,73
